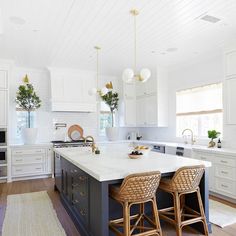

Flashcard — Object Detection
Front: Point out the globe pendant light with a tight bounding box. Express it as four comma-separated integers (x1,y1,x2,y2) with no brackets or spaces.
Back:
88,46,108,96
122,9,151,83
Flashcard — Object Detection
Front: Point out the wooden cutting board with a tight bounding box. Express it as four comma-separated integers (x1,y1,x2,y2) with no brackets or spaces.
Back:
68,125,84,141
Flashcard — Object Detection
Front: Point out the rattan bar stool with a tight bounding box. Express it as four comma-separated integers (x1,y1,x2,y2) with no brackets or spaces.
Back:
158,165,209,236
109,171,162,236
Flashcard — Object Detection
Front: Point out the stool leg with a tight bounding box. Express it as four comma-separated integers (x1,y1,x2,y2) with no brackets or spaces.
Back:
139,202,144,233
123,201,130,236
174,192,182,236
152,196,162,236
196,188,209,236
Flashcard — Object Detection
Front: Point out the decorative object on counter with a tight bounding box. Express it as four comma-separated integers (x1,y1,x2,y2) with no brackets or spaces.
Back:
122,9,151,83
95,148,100,155
99,82,119,141
208,130,221,148
88,46,109,96
68,124,83,141
15,75,41,144
217,138,222,148
136,135,142,140
126,131,137,140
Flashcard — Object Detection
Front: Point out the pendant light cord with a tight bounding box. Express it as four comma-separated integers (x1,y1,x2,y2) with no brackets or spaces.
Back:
134,12,137,74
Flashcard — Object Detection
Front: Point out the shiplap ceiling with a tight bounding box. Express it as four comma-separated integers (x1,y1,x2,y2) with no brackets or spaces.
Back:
1,0,236,75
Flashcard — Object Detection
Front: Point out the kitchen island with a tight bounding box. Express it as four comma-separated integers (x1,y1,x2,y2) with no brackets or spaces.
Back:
54,144,212,236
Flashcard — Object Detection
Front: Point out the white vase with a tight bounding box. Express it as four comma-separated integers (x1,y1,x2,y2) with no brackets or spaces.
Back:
22,128,38,144
105,127,119,141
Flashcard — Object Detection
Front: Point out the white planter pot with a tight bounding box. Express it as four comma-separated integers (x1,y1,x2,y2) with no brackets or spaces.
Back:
105,127,119,141
22,128,38,144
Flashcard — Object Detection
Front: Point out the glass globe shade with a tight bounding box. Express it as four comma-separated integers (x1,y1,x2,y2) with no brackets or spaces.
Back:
122,68,134,83
140,68,151,82
88,87,97,96
101,87,109,96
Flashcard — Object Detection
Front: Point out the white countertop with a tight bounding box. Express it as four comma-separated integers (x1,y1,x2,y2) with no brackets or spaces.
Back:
54,144,211,182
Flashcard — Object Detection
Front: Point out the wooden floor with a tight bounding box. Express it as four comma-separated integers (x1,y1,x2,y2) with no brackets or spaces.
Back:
0,178,236,236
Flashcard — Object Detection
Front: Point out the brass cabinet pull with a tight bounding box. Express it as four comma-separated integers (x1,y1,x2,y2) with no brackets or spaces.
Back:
16,169,22,172
15,159,23,162
35,158,42,160
72,183,79,188
79,176,87,181
80,191,86,197
221,171,228,174
80,210,86,216
35,167,42,170
72,199,79,204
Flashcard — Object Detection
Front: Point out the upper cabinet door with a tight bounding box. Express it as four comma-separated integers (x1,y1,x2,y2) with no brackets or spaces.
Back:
123,82,136,99
136,82,146,97
226,77,236,124
145,76,156,95
225,51,236,77
0,90,7,127
124,99,136,126
0,70,8,89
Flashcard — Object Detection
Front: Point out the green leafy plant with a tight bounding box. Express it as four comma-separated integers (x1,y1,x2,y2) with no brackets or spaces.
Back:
208,130,220,141
15,75,41,128
100,83,119,127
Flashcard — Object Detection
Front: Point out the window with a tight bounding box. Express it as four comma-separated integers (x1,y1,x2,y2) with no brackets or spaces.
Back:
176,83,223,138
99,101,112,135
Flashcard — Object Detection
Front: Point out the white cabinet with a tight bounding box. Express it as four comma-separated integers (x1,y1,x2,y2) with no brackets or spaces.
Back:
49,68,97,112
225,51,236,77
11,146,53,180
136,95,157,126
193,150,236,199
124,99,136,126
123,66,168,127
0,70,8,89
225,77,236,124
123,82,136,126
0,90,7,127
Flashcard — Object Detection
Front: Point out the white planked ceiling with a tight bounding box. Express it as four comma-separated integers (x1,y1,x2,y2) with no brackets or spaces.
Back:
1,0,236,75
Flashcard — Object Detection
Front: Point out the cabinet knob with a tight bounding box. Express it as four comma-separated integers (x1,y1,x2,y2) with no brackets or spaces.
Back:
220,160,228,164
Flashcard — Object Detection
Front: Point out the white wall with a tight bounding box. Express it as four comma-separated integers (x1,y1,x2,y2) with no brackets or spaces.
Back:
8,66,130,143
140,52,236,148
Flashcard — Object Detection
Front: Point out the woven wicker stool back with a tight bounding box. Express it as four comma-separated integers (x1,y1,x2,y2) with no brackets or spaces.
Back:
116,171,161,202
170,165,205,192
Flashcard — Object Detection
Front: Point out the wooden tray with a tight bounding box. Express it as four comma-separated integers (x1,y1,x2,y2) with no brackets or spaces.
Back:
68,125,84,141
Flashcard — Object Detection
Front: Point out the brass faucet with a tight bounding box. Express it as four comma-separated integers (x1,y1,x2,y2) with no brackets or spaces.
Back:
182,128,196,145
84,135,96,153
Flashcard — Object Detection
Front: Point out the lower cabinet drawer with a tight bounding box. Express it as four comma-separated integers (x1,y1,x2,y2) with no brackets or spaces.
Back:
12,164,45,176
215,156,236,167
12,149,46,156
12,155,45,165
215,178,236,196
0,166,7,177
215,165,236,180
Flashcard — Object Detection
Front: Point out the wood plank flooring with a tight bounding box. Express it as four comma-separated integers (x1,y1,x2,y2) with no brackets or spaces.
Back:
0,178,236,236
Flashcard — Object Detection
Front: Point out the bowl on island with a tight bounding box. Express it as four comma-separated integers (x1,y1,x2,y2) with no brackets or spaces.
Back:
128,150,143,159
134,145,150,156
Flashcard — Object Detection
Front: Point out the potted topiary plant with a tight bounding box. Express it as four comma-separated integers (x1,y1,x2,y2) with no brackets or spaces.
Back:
15,75,41,144
208,130,221,148
99,82,119,141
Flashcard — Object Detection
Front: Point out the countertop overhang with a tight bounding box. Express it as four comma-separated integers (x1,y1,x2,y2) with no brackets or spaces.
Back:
54,145,211,182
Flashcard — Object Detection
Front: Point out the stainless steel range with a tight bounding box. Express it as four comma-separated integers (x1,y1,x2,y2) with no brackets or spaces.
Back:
52,140,92,148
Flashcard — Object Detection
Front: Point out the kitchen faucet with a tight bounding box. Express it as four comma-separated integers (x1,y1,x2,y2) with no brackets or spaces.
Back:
182,128,196,145
85,136,96,153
